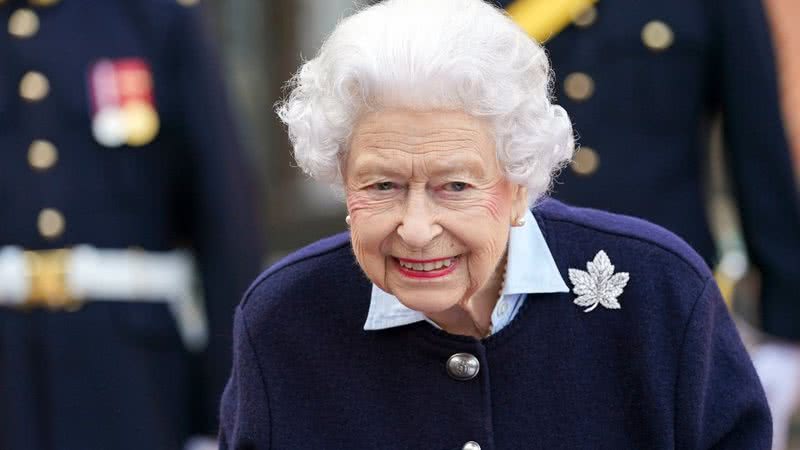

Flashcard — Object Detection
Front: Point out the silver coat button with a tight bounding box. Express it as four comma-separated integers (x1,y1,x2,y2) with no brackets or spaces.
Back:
463,441,481,450
447,353,480,381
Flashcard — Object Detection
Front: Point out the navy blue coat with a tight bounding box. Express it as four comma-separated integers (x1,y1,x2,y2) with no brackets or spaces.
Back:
493,0,800,339
220,199,770,449
0,1,263,448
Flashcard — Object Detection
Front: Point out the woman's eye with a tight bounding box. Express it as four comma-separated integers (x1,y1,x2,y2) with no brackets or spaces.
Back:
373,181,396,191
444,182,469,192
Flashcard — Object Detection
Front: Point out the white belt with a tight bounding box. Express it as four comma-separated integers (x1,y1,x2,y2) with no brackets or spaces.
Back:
0,245,207,352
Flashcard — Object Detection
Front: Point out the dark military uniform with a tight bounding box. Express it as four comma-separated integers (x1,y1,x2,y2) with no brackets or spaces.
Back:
495,0,800,340
0,0,264,449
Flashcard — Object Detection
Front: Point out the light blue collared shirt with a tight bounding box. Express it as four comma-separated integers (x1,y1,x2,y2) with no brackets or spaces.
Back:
363,209,570,335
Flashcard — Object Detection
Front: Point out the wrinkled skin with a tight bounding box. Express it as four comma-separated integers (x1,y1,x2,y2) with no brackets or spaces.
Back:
344,109,528,337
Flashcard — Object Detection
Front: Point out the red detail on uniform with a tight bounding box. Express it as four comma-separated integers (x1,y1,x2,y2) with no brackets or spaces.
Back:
88,58,155,116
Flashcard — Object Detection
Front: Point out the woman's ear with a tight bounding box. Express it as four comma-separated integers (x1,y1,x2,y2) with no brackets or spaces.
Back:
511,184,529,226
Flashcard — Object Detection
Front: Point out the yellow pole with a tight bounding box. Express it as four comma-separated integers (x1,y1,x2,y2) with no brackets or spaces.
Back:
507,0,599,42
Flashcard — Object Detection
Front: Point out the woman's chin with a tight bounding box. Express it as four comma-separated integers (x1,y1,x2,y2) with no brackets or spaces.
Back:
393,291,461,315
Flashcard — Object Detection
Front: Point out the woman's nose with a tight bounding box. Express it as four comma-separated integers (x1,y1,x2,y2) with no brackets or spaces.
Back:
396,192,442,249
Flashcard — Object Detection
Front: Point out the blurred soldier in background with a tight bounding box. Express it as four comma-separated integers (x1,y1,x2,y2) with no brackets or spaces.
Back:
758,0,800,448
492,0,800,446
0,0,264,449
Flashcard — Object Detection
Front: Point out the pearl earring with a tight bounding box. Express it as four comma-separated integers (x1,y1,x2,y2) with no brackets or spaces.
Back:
345,215,351,225
514,217,526,227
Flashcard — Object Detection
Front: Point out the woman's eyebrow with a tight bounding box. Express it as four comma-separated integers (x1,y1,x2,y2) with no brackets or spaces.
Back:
351,156,411,178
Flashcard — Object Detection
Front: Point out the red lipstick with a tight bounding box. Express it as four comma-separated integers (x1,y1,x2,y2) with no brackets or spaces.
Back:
394,256,459,279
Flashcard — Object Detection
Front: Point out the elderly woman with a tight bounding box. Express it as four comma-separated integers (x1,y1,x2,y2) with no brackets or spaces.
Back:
219,0,770,448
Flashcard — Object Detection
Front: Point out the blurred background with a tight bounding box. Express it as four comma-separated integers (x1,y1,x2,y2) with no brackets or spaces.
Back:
204,0,365,262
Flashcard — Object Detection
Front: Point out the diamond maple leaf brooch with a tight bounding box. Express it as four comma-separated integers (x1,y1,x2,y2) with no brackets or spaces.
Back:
568,250,630,313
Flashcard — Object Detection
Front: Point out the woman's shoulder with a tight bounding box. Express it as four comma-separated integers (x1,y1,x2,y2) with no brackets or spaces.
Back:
534,198,713,316
531,199,724,371
247,232,354,291
236,231,369,331
535,198,711,281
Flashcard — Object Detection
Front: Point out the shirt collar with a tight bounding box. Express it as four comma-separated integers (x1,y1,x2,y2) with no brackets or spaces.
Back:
363,209,568,331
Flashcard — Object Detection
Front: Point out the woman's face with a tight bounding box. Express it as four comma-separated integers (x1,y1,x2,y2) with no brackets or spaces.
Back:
344,109,528,315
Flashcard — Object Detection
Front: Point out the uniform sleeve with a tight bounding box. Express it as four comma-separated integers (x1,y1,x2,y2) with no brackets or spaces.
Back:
674,278,772,449
715,0,800,340
219,308,271,450
168,4,266,434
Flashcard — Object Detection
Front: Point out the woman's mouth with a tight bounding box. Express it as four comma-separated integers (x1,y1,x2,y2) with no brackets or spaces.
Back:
394,256,459,279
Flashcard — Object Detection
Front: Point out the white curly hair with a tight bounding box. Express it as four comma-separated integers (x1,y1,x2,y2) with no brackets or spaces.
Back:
277,0,575,204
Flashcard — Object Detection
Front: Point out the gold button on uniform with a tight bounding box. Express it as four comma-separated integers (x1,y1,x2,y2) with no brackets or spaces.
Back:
38,208,65,240
28,140,58,171
642,20,674,52
19,71,50,102
571,146,599,175
564,72,594,102
176,0,200,6
8,8,39,38
573,6,597,28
